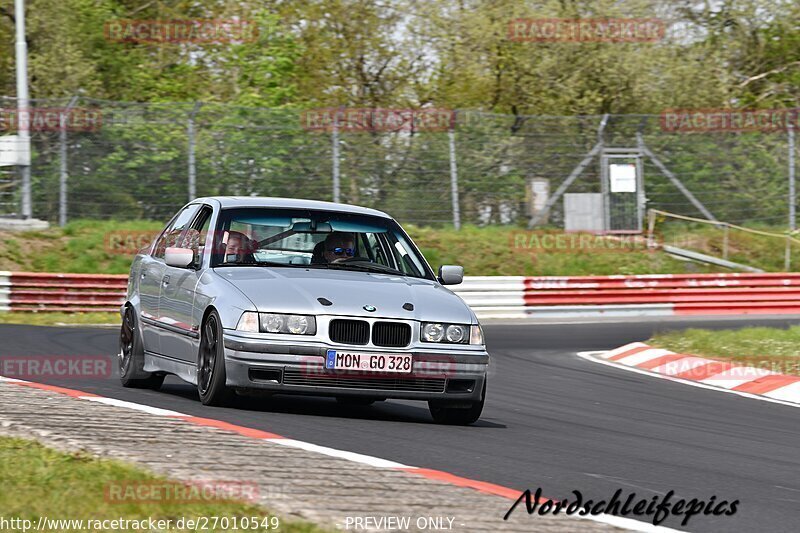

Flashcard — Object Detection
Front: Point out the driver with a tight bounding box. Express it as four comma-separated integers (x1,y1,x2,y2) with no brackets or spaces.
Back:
323,232,356,263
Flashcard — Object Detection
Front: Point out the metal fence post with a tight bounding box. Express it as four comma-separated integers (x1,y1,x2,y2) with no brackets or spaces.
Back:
448,111,461,230
785,236,791,271
187,102,202,202
332,108,341,203
722,225,729,260
58,96,79,227
789,123,796,231
15,0,31,219
646,208,657,249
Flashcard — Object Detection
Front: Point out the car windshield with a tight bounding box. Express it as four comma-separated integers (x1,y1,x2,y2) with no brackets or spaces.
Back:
211,207,434,280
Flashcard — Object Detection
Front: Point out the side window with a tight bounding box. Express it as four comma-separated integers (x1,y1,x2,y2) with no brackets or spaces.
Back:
388,236,424,277
153,205,201,259
365,233,391,267
186,207,213,266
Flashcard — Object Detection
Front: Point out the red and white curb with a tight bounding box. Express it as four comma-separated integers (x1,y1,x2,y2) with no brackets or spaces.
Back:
0,374,681,532
579,343,800,408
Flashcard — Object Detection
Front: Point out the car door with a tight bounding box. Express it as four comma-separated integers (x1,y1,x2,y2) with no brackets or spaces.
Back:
147,204,201,355
139,256,166,353
138,214,182,353
160,205,213,361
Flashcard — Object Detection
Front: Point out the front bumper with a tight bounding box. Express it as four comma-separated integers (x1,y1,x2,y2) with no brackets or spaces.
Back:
223,332,489,401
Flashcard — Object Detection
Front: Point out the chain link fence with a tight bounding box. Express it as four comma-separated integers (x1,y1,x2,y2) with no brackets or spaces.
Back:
0,97,796,229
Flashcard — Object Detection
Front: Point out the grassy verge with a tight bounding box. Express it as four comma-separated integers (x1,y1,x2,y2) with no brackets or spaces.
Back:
0,220,163,275
0,313,120,326
648,326,800,376
656,220,800,273
0,436,324,533
410,224,717,276
1,219,793,277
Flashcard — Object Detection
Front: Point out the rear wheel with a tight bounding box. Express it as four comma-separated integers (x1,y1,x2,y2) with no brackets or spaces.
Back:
197,310,234,406
119,306,164,389
428,381,486,425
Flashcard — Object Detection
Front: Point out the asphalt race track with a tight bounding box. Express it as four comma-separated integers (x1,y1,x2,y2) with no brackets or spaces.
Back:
2,317,800,532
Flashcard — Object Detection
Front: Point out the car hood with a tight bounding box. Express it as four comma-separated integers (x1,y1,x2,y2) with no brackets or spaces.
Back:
214,266,474,323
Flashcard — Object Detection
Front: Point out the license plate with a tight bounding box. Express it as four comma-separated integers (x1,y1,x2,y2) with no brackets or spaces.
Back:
325,350,412,373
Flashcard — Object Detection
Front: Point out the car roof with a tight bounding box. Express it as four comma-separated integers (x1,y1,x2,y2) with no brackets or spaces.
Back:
194,196,392,219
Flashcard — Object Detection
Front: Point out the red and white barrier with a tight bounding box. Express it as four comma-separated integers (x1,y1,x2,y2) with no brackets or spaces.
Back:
2,272,127,313
4,271,800,318
455,273,800,319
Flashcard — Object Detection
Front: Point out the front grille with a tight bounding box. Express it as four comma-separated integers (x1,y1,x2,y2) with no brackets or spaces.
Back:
372,322,411,347
282,369,445,392
329,319,369,345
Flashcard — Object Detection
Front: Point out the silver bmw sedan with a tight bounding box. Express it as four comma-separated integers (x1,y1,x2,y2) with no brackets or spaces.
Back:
120,197,489,424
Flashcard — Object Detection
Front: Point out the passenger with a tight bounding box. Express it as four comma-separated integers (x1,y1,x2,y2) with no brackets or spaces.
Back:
224,231,253,263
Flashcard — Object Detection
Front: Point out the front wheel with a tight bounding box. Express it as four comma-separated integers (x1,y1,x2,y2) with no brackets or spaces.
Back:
428,381,486,425
197,310,234,406
119,306,164,390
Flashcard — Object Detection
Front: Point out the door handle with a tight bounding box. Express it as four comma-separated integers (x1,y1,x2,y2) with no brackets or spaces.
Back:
162,275,170,286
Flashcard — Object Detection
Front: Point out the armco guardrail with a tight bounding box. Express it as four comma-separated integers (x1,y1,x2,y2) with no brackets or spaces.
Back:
0,271,127,313
3,271,800,318
456,273,800,319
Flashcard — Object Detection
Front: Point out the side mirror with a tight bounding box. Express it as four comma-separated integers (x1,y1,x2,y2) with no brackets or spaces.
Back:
165,247,194,268
438,265,464,285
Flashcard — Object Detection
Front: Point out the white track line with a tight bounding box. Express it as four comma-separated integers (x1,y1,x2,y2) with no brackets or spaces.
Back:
80,396,188,417
0,374,692,531
270,438,414,469
582,513,686,532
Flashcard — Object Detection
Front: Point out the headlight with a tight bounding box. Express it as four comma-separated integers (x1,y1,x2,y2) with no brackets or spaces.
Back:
446,324,468,343
422,323,445,342
236,311,259,332
421,322,469,344
262,313,286,333
256,313,316,335
287,315,310,335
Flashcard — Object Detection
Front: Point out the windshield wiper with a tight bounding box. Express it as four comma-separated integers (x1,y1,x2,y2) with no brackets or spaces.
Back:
215,261,297,268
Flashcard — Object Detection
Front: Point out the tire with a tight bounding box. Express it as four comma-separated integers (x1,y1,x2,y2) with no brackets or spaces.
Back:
428,380,486,425
119,306,165,390
197,310,234,406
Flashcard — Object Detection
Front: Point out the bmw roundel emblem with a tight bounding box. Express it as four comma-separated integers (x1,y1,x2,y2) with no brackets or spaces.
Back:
363,305,376,312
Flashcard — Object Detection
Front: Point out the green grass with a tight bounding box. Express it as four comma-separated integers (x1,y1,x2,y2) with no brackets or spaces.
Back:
401,224,719,276
0,312,120,326
0,220,163,275
0,218,794,277
648,326,800,376
656,219,800,273
0,436,325,533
